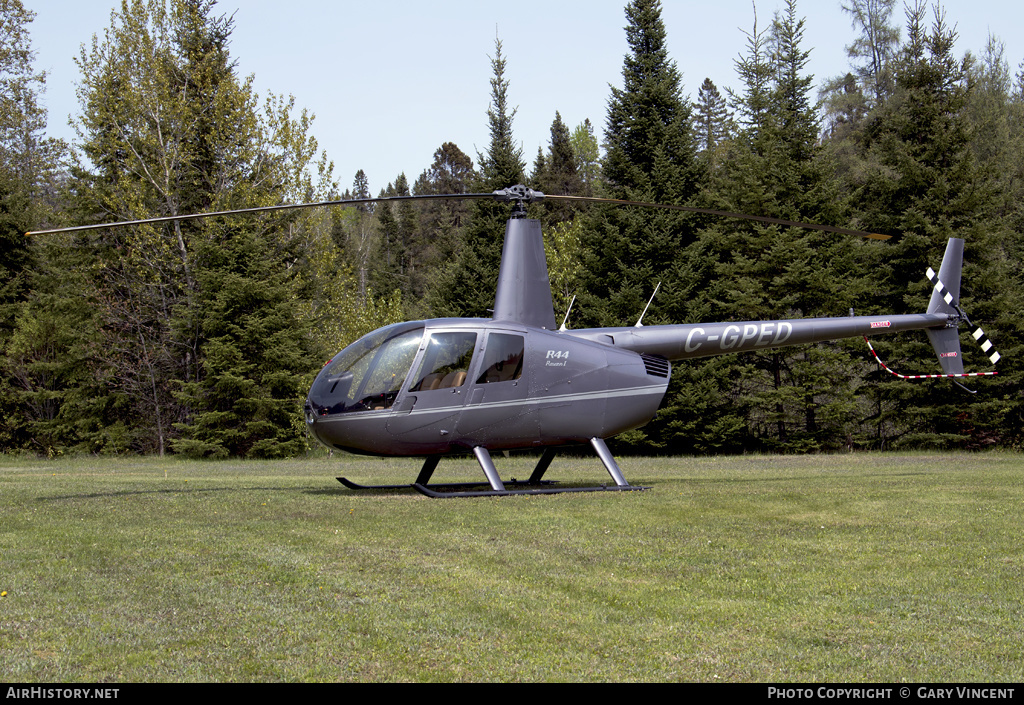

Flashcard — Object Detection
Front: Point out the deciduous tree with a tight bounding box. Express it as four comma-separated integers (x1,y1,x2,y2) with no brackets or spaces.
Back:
69,0,326,457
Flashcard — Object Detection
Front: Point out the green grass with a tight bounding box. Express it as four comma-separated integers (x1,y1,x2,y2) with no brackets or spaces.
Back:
1,452,1022,682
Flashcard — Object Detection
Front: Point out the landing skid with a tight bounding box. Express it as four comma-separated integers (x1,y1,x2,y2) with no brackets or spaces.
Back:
412,482,646,498
336,439,648,498
336,477,557,491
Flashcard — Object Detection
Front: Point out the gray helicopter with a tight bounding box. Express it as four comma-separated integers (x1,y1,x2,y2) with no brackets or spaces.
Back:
300,187,998,497
31,186,999,497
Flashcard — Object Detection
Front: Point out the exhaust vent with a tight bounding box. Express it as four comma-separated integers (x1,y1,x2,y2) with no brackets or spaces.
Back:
641,354,670,378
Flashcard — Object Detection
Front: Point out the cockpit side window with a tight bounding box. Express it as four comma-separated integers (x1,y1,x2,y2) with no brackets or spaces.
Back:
410,332,477,391
475,333,524,384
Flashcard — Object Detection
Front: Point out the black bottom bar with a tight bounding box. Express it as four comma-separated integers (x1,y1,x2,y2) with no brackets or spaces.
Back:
412,483,649,498
337,477,558,491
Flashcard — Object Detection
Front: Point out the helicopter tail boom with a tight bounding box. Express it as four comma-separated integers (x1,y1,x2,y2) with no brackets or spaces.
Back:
566,238,992,379
567,312,953,363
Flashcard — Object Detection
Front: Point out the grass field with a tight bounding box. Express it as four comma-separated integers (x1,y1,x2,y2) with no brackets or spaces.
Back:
1,451,1021,682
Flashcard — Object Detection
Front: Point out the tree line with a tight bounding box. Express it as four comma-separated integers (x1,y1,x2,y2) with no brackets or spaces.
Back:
0,0,1020,458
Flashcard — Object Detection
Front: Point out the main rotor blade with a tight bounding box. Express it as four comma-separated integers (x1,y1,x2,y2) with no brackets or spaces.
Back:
25,192,494,236
544,194,892,240
27,185,890,241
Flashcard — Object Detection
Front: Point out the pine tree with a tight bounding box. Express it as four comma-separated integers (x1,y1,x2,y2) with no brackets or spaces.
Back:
574,0,704,452
965,36,1015,216
729,6,773,136
479,35,525,192
683,0,862,453
694,78,732,168
539,112,581,195
428,35,524,318
602,0,700,202
371,172,421,301
580,0,702,330
569,118,601,196
412,142,475,317
412,142,475,244
374,181,401,293
172,228,312,458
530,147,545,190
0,0,68,452
535,111,584,225
333,169,378,302
69,0,324,457
848,1,1002,448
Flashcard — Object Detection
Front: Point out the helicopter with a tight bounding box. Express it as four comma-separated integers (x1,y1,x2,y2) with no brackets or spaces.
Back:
29,185,999,497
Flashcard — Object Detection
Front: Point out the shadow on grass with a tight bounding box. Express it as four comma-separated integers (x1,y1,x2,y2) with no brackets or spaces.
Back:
314,480,660,498
37,485,297,501
686,470,930,485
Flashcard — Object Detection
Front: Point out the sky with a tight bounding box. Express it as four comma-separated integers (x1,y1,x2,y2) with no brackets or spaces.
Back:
26,0,1024,197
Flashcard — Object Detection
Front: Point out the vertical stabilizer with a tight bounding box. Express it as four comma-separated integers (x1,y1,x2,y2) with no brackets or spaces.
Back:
492,218,557,329
925,238,965,374
926,238,964,316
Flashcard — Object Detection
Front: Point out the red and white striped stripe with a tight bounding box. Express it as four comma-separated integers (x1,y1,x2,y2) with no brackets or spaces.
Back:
863,337,998,380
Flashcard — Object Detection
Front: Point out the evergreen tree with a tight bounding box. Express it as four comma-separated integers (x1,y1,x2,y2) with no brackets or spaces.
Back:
694,77,732,168
729,6,773,136
172,228,312,458
539,112,581,196
332,169,377,302
683,0,863,453
412,142,475,238
574,0,704,452
569,118,601,196
429,35,525,318
412,142,475,316
847,1,1002,448
602,0,700,202
530,146,545,190
965,36,1015,216
374,180,401,293
580,0,702,330
67,0,324,457
535,111,584,225
371,173,421,301
393,174,420,295
0,0,67,452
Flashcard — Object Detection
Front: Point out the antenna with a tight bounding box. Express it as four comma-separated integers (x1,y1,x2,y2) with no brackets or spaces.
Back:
559,295,576,332
634,282,661,328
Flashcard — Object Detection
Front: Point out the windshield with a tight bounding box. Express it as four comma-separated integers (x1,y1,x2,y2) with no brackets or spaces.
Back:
308,323,424,415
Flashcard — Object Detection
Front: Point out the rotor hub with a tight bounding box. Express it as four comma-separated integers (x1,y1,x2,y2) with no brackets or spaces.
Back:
491,185,545,218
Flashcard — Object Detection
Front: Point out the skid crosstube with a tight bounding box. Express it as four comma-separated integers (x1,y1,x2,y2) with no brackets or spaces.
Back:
336,439,648,498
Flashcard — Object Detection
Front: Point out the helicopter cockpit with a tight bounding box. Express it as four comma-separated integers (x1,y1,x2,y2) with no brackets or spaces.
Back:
307,321,528,419
307,321,425,416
